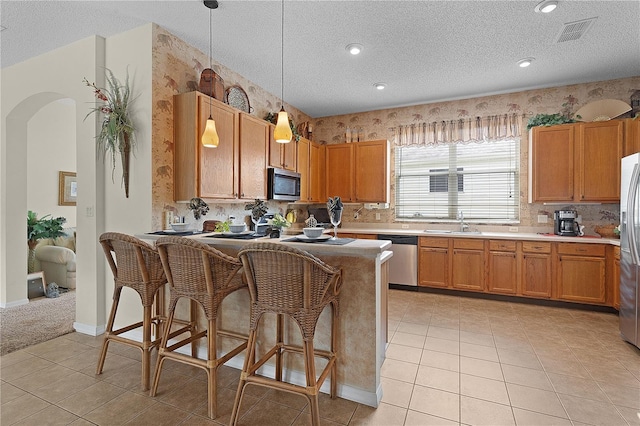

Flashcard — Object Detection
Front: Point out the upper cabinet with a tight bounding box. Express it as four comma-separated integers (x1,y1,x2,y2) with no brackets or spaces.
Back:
297,137,325,203
173,91,267,201
268,124,297,171
325,140,389,203
623,118,640,156
529,120,623,203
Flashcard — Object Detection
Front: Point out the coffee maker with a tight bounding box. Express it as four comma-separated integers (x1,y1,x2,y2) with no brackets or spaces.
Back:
554,210,579,236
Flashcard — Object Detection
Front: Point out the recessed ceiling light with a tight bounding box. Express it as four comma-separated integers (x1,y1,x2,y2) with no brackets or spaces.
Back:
517,58,534,68
374,83,386,90
346,43,363,55
535,0,558,13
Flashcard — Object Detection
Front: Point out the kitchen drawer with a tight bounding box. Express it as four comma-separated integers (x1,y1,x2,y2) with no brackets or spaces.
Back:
489,240,516,252
453,239,484,250
522,241,551,254
557,243,605,257
420,237,449,248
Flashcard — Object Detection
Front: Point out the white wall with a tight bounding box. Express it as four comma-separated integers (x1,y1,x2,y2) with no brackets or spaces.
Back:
27,100,77,227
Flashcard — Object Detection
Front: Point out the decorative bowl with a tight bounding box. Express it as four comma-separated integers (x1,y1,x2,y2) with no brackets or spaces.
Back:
594,224,618,238
303,227,324,238
170,222,190,232
229,224,246,233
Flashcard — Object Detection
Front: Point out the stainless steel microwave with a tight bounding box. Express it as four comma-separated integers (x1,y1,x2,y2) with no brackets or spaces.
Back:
267,168,301,201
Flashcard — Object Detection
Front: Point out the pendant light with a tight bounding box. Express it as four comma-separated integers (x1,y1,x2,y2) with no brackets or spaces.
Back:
202,0,219,148
273,0,292,144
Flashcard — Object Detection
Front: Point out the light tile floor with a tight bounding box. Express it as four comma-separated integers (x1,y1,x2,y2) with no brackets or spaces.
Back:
2,289,640,425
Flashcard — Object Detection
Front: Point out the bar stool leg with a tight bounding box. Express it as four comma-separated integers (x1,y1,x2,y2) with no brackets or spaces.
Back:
304,339,321,426
331,304,337,398
207,318,217,419
230,329,258,425
150,306,176,397
275,313,284,381
141,304,152,391
96,286,122,375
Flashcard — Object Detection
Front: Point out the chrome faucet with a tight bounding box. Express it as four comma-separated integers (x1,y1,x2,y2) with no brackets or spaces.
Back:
458,210,469,232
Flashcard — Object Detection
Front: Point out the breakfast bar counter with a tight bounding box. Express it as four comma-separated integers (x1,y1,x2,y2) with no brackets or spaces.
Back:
137,232,392,407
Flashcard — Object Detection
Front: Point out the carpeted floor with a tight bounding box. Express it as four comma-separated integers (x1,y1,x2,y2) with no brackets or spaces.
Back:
0,290,75,356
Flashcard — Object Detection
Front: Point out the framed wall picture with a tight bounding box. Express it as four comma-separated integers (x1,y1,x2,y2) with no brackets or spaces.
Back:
58,171,77,206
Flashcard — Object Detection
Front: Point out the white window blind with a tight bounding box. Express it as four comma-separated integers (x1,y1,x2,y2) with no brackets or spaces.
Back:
395,139,519,221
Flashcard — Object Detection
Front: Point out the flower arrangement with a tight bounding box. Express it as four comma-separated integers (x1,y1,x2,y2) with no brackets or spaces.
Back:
84,68,136,197
269,213,291,229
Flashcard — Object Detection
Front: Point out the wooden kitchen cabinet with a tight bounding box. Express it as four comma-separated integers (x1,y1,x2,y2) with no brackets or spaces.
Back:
556,243,606,304
613,246,621,309
623,118,640,156
174,91,239,201
521,241,552,298
529,121,623,203
451,239,485,292
238,113,268,200
487,240,518,295
297,137,325,202
268,123,297,171
325,140,389,203
418,237,449,288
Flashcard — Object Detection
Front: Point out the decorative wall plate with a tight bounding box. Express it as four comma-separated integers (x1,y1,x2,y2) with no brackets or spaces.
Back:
225,85,252,113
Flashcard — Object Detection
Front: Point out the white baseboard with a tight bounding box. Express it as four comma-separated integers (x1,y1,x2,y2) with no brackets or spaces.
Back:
0,298,29,308
73,322,106,336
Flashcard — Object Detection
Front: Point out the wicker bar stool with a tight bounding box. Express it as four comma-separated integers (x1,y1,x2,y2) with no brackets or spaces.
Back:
150,236,248,420
97,232,187,391
230,242,342,426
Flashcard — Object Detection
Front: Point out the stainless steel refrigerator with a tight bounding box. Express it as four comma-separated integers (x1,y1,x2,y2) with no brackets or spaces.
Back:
620,153,640,348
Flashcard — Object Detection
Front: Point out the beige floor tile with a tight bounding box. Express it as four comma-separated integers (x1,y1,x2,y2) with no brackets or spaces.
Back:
506,383,568,419
155,377,209,412
195,386,259,425
512,408,572,426
459,356,503,381
460,395,515,426
459,330,495,347
404,409,458,426
396,322,429,336
263,388,309,411
0,381,27,404
9,363,77,393
0,350,37,368
460,374,509,405
391,332,426,349
348,403,407,426
501,364,553,391
459,342,499,362
597,381,640,409
537,355,590,379
57,381,125,416
305,393,359,425
291,411,344,426
415,365,459,393
547,373,608,402
497,348,542,370
1,355,55,382
385,344,423,364
62,332,104,348
84,391,157,425
557,393,627,426
423,337,459,356
29,341,95,364
426,326,460,342
11,404,80,426
31,371,99,404
124,401,191,425
420,349,459,372
381,358,419,383
409,385,459,422
583,361,640,388
381,377,414,408
1,393,51,425
614,404,640,426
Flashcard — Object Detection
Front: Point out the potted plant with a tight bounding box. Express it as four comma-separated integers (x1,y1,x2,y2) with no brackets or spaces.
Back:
84,68,136,198
27,210,66,273
268,213,291,238
526,113,579,130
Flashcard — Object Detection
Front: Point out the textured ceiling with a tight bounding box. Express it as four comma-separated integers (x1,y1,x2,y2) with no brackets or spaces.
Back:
1,0,639,118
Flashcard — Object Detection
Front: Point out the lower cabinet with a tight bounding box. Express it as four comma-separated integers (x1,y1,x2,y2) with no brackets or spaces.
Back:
487,240,517,294
521,242,552,298
451,239,485,291
419,237,449,288
556,243,606,304
613,246,621,309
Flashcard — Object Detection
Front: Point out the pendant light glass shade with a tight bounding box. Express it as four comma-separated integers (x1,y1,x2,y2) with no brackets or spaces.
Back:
274,107,292,143
202,117,219,148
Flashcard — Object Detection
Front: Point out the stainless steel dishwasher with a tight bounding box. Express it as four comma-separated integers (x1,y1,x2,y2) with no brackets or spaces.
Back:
377,235,418,287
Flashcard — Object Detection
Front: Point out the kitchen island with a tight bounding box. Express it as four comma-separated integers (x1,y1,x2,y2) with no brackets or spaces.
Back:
137,232,392,407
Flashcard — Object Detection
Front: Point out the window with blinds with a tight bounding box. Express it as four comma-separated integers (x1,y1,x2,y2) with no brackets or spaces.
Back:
395,139,519,221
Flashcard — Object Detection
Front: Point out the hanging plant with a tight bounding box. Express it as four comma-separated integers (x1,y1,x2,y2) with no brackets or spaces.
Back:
83,68,137,197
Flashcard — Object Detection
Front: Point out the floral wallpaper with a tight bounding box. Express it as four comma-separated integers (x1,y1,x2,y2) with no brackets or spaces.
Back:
311,76,640,234
150,25,311,230
150,22,638,234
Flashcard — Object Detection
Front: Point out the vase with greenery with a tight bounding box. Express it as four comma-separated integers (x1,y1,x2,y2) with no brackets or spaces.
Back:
27,210,66,273
84,68,136,198
267,213,291,238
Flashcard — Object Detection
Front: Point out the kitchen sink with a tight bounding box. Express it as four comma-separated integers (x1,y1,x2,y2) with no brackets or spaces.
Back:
424,229,482,235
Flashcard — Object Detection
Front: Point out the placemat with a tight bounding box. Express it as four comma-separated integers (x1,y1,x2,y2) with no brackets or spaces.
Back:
206,233,260,240
147,230,202,236
281,237,355,245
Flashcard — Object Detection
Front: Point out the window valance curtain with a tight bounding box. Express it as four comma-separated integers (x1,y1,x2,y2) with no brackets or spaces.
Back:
390,113,524,146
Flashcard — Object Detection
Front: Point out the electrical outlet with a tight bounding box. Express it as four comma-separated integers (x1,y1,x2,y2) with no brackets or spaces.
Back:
509,226,518,232
375,213,381,220
86,206,94,217
401,224,409,229
537,214,548,223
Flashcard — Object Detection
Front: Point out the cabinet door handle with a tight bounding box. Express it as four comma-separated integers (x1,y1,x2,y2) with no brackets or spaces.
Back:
241,193,245,197
576,248,586,252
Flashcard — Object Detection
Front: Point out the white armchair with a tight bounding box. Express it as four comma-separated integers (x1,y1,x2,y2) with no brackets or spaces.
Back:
34,228,76,289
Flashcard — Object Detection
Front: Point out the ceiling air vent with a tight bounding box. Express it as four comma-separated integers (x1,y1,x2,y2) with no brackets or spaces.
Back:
556,17,597,43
